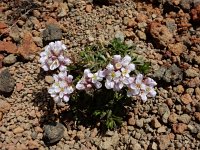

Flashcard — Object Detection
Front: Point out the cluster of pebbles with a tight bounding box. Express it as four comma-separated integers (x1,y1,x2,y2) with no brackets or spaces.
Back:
0,0,200,149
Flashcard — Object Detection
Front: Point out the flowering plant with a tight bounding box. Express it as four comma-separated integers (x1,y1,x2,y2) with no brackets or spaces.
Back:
39,39,157,130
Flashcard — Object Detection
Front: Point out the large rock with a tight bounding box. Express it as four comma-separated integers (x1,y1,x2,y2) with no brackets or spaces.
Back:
154,64,183,85
0,69,15,94
43,122,65,144
148,22,174,48
43,24,62,43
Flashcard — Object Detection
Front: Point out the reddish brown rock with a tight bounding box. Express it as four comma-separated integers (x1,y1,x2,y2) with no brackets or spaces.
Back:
194,112,200,122
0,41,18,54
127,18,137,28
16,83,24,92
191,4,200,23
0,22,8,35
149,22,174,48
186,77,200,88
17,31,39,58
0,54,4,68
181,94,193,104
168,43,186,56
157,135,171,149
172,123,187,134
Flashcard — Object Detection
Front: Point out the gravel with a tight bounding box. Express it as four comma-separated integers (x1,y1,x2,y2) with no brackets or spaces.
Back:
0,0,200,149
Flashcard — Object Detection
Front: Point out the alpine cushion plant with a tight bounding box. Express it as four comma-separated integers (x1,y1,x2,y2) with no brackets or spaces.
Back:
39,39,157,130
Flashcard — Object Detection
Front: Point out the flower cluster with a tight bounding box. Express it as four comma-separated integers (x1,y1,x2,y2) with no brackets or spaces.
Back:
127,74,157,102
104,55,135,91
40,41,157,103
48,71,74,103
39,41,71,71
76,69,104,91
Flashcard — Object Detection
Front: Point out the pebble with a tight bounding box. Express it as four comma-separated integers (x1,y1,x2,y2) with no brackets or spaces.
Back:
28,140,39,149
0,100,11,113
86,5,92,13
151,118,161,128
45,75,54,84
178,114,191,124
13,127,24,134
0,112,3,121
181,94,193,104
136,119,144,128
172,123,187,134
185,68,199,78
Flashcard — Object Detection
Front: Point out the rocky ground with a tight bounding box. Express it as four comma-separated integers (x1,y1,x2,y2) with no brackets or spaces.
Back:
0,0,200,149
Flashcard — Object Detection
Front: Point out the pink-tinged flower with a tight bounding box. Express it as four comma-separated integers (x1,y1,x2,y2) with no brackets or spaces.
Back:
48,71,74,103
39,41,72,71
127,74,157,102
76,69,104,91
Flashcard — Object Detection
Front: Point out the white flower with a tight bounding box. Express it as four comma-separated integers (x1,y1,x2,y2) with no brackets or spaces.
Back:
48,71,74,103
39,41,72,71
76,69,104,91
127,74,157,102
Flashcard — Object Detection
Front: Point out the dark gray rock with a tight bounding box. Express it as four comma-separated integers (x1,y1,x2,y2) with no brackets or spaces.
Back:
154,64,183,85
43,122,65,144
0,69,15,94
43,24,62,43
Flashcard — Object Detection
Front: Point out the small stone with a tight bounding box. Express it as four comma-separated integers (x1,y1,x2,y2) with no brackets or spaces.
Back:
157,135,170,150
158,103,170,123
176,85,184,94
187,124,197,133
185,68,199,78
191,4,200,23
132,143,141,150
43,24,62,43
151,118,161,128
86,5,92,13
76,131,85,140
181,94,192,104
28,140,39,149
136,30,146,40
0,99,11,113
33,37,43,47
194,112,200,122
115,31,125,42
45,76,54,84
168,113,178,123
0,69,15,94
16,83,24,92
168,43,186,56
13,127,24,134
178,114,191,124
128,112,135,126
58,2,69,17
43,122,65,144
157,126,166,133
136,119,143,128
172,123,187,134
0,112,3,121
3,54,17,65
152,142,157,150
197,133,200,139
127,18,136,28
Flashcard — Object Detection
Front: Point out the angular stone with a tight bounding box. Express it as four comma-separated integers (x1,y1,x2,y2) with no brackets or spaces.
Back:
181,94,192,104
149,22,174,48
172,123,187,134
43,24,62,43
17,31,39,59
0,41,18,54
0,69,15,94
3,54,17,65
43,122,65,144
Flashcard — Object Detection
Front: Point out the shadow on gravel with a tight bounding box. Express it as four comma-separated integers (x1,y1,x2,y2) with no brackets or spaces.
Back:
32,88,56,126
